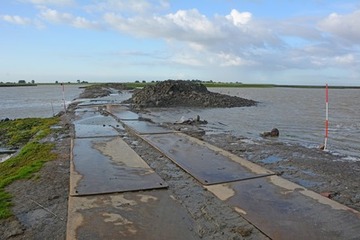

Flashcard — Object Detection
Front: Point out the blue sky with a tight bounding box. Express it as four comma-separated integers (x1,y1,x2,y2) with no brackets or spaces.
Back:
1,0,359,85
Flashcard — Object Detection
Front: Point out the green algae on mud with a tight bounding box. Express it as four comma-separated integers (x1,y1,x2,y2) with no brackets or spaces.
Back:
0,118,58,148
0,117,59,219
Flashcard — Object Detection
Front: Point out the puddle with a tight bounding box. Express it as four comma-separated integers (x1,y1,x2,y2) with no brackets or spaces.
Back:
295,179,321,188
260,156,283,164
301,170,317,177
1,153,14,163
0,148,16,163
112,111,139,120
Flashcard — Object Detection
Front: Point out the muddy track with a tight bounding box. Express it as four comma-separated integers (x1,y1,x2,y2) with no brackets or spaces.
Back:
119,128,269,240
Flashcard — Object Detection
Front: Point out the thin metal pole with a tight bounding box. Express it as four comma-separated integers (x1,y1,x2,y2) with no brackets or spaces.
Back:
51,101,55,116
61,83,67,113
324,84,329,150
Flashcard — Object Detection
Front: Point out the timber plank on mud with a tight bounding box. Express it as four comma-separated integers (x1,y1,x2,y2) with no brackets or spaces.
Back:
140,133,274,185
122,120,175,135
206,175,360,240
139,132,360,239
66,190,200,240
70,137,167,196
73,113,123,138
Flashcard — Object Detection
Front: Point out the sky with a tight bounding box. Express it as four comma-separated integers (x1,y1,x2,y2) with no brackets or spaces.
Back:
1,0,359,85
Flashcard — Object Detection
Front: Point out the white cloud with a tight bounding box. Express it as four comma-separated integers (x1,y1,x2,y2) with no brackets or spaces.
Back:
1,14,45,29
334,54,356,65
40,7,102,29
40,8,72,23
22,0,74,6
318,10,360,44
101,6,360,73
104,8,281,52
166,9,216,35
85,0,168,14
217,52,253,66
3,0,358,80
226,9,252,26
104,9,220,42
1,15,31,25
170,53,204,66
103,8,288,71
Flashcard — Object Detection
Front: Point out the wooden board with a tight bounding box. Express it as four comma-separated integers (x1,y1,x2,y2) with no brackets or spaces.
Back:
206,175,360,240
70,137,167,196
141,133,272,185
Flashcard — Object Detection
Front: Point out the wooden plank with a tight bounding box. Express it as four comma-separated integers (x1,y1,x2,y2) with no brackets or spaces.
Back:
141,133,272,185
206,175,360,240
67,190,200,240
70,137,167,196
74,114,123,138
122,120,174,135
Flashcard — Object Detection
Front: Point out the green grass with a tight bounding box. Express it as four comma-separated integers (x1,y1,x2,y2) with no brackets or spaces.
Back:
0,118,58,148
0,117,59,219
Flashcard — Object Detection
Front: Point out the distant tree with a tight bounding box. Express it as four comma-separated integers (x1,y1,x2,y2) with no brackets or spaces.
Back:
142,80,146,83
31,80,35,84
55,81,59,84
77,79,80,84
18,80,26,84
135,80,140,83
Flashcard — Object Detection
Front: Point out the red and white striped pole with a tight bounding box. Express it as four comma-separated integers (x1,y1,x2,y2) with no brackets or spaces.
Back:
324,84,329,150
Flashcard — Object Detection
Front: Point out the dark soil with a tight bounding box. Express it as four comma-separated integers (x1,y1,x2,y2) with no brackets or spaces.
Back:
202,134,360,212
79,83,130,99
125,80,256,109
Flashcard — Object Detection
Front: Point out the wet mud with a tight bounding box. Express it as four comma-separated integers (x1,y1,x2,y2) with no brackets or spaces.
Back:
203,134,360,212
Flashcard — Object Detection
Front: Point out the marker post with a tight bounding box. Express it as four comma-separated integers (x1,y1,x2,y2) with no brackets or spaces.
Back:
324,84,329,150
61,83,67,114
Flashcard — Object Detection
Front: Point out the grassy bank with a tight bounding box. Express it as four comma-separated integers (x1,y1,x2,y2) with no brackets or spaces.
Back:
0,117,59,219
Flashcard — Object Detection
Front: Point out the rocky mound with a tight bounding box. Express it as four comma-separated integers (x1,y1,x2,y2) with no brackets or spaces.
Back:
79,83,130,99
126,80,256,108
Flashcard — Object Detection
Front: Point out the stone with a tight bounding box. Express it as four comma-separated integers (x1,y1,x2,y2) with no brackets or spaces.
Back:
124,80,257,108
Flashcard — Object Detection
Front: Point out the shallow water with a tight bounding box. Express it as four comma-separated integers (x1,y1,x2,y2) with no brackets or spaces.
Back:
141,87,360,161
0,85,85,119
1,86,359,161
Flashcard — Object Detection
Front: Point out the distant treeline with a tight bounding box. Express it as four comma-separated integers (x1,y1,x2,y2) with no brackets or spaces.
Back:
125,79,360,89
0,83,37,87
124,81,360,89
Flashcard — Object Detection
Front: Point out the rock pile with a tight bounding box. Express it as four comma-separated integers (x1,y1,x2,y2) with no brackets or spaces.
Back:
127,80,256,108
79,83,130,99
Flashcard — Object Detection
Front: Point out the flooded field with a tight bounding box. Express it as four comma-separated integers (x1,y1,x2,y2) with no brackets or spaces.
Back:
141,87,360,161
0,85,85,119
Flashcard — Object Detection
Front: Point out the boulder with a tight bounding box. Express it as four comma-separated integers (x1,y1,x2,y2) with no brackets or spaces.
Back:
260,128,280,137
125,80,257,108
